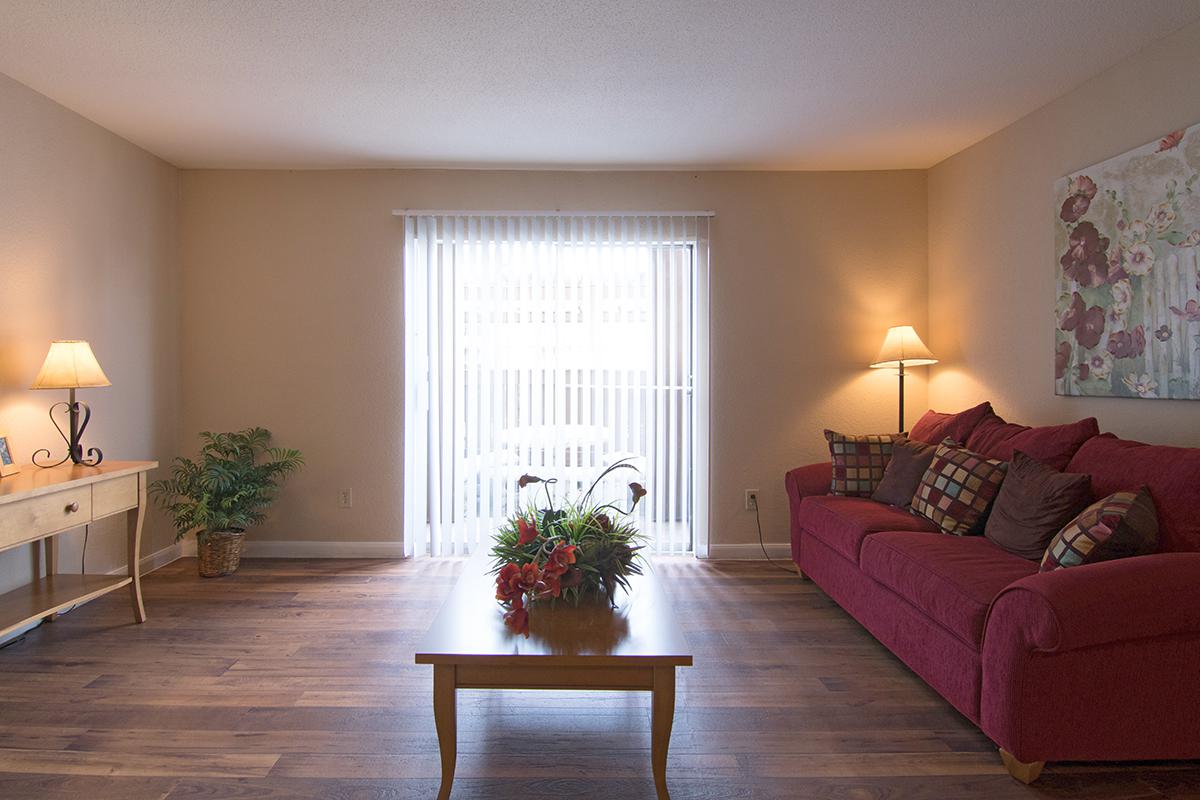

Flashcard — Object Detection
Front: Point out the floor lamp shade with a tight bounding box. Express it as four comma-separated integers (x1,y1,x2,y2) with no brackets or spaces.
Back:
869,326,937,432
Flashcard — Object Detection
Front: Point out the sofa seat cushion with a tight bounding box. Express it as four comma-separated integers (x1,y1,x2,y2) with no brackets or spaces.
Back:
797,496,939,563
860,532,1038,648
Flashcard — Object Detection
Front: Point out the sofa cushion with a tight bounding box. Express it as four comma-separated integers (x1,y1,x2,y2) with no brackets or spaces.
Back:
1041,488,1158,571
861,532,1038,648
909,401,994,445
985,451,1093,560
1067,434,1200,553
965,412,1098,471
824,430,898,497
796,495,938,564
871,436,937,508
911,442,1009,536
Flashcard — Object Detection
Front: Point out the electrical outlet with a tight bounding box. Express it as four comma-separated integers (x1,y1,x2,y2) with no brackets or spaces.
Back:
744,489,760,511
337,488,353,509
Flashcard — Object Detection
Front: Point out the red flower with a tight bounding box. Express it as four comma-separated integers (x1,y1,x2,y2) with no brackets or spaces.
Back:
1058,292,1105,349
516,517,539,545
1158,129,1185,152
1060,221,1112,287
517,474,543,489
1055,342,1071,381
628,482,647,511
503,595,530,637
1055,341,1071,381
1107,325,1146,359
1059,175,1097,224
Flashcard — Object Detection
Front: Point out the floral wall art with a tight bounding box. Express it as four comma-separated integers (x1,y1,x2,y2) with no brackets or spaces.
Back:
1056,123,1200,400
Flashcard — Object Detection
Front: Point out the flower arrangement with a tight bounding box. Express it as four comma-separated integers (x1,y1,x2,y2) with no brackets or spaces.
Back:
491,459,647,636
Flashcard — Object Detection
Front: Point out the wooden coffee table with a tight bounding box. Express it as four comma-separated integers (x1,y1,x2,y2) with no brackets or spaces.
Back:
415,552,693,799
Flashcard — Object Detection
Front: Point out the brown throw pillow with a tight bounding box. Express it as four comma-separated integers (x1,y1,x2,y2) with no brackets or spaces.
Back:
824,430,898,497
911,441,1008,536
984,451,1093,560
871,436,937,507
1040,487,1158,571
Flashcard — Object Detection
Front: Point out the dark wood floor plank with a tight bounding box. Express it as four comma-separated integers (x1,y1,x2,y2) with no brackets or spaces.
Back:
0,556,1195,798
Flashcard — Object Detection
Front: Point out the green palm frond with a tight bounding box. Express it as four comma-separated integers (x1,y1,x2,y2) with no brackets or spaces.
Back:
149,428,304,542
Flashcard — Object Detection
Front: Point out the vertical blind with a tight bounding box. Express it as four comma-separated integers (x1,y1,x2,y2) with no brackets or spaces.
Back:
403,214,710,557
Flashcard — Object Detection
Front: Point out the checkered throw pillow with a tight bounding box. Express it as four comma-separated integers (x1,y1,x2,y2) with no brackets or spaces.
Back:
1040,488,1158,571
911,441,1008,535
825,430,898,497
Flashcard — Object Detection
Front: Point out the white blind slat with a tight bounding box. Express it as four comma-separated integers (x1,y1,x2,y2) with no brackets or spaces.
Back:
403,213,706,556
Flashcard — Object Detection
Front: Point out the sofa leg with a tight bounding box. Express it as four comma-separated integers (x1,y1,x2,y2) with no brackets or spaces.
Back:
794,566,808,580
999,749,1044,784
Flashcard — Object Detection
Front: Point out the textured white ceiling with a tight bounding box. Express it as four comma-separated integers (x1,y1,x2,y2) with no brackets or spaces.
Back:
1,0,1199,170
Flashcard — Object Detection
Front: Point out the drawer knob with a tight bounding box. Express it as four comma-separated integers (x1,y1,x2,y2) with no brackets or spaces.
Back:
65,502,80,513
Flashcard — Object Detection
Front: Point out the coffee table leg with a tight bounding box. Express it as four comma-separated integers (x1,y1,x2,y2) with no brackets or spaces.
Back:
651,666,676,799
434,665,457,799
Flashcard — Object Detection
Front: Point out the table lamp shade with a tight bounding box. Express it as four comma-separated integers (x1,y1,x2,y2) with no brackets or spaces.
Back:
30,340,111,390
870,325,938,369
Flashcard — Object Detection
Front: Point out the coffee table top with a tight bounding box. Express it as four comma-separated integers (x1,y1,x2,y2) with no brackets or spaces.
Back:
415,551,693,667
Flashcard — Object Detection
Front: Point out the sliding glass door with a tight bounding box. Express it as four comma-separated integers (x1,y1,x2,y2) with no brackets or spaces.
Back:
403,214,709,556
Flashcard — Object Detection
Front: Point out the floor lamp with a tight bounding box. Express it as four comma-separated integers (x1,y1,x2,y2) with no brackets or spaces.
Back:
870,326,938,433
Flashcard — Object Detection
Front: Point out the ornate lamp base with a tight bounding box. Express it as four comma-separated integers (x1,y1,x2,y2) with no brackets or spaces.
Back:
33,388,104,468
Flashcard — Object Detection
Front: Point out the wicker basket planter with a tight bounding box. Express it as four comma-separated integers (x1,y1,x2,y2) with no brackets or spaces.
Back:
198,530,246,577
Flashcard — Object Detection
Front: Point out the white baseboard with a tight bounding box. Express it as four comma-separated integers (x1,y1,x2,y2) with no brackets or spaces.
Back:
106,542,187,576
241,540,406,558
176,537,404,559
705,542,793,560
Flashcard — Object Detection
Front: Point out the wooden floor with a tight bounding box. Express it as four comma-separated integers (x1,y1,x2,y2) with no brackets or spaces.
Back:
0,557,1197,799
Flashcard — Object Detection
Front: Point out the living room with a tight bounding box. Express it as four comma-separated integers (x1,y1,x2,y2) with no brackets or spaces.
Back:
1,2,1199,798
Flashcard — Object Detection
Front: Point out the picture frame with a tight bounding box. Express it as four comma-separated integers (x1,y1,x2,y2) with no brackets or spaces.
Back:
0,434,20,477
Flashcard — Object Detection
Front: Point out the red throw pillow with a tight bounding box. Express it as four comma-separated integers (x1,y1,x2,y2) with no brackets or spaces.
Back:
1040,488,1158,571
908,401,993,445
824,430,899,497
911,441,1009,536
966,412,1098,472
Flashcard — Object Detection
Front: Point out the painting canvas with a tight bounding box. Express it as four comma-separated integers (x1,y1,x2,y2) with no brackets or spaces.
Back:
1055,123,1200,400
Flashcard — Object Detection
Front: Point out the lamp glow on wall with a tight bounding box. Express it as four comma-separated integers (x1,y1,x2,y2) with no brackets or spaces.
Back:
870,325,937,433
30,339,111,467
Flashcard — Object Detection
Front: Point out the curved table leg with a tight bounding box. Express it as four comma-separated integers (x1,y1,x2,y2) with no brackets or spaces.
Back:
434,664,457,799
127,473,147,623
651,666,676,799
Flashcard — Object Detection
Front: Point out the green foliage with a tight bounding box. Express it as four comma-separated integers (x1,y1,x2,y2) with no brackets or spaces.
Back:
149,428,304,542
490,461,646,606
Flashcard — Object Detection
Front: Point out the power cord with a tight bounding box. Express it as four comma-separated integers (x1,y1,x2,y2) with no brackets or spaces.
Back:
752,495,798,574
0,525,92,649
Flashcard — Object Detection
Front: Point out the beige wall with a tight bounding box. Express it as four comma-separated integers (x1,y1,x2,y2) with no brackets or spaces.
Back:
0,73,180,593
179,169,928,550
928,21,1200,445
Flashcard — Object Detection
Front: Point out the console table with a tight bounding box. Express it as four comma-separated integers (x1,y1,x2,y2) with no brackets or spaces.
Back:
0,461,157,640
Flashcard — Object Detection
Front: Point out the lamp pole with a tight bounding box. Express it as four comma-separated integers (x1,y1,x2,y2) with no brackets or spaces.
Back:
897,361,905,434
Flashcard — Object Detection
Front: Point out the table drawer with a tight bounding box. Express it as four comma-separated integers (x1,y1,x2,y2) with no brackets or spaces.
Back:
0,487,92,551
92,475,139,518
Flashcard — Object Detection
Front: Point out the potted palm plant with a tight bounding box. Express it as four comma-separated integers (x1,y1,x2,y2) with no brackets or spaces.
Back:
150,427,303,577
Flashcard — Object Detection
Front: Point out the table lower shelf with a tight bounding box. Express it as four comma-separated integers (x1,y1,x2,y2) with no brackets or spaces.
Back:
0,573,132,640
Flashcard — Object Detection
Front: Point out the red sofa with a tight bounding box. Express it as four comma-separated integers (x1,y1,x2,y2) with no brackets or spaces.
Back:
785,405,1200,782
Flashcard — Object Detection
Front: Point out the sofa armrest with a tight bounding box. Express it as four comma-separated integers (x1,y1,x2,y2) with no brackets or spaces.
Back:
785,462,830,563
981,553,1200,763
986,553,1200,653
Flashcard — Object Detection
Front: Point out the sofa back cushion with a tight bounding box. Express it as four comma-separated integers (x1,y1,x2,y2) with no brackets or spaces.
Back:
965,412,1098,471
985,451,1093,560
1066,434,1200,552
909,401,993,445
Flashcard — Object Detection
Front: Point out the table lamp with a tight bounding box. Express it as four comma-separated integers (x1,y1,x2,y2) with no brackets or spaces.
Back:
870,325,938,433
30,339,111,467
